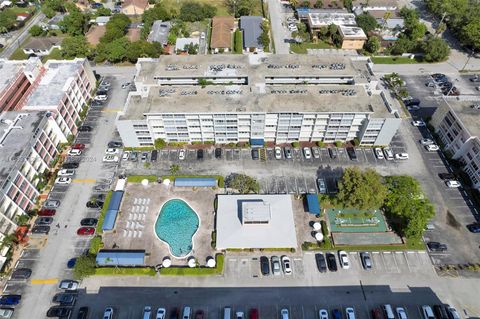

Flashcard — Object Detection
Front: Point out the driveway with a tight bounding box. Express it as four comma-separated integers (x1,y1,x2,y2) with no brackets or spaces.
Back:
267,0,290,54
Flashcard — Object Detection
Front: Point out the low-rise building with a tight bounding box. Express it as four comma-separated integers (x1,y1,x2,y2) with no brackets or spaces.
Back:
239,16,263,52
367,10,404,29
211,16,235,53
430,99,480,189
352,0,397,13
23,37,62,57
121,0,149,16
116,55,401,147
147,20,171,46
175,37,200,54
94,16,111,26
307,12,357,33
338,26,367,49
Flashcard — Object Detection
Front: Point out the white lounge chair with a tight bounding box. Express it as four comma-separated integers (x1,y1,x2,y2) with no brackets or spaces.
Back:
123,230,127,237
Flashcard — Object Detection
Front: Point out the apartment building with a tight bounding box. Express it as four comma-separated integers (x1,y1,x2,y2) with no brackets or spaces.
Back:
0,111,67,240
117,55,401,147
430,99,480,189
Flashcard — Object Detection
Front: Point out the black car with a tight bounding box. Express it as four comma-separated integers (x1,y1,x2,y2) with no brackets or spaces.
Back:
326,253,337,272
31,226,50,235
96,90,108,95
467,223,480,233
284,147,293,159
52,293,76,306
404,98,421,107
80,218,98,226
77,307,89,319
433,305,449,319
62,162,79,169
260,256,270,276
46,306,72,318
91,100,105,106
315,253,327,273
346,147,357,161
35,217,54,225
151,150,158,162
86,201,104,209
11,268,32,280
78,126,92,132
251,149,259,160
328,148,337,159
197,149,204,160
438,173,455,180
170,307,179,319
360,252,372,270
108,141,123,148
91,194,106,201
215,148,222,159
427,241,448,252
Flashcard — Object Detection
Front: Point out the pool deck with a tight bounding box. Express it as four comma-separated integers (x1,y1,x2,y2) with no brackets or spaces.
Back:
102,183,218,267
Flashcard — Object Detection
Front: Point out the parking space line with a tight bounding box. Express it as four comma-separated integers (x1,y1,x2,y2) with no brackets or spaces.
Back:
72,179,96,183
31,278,58,284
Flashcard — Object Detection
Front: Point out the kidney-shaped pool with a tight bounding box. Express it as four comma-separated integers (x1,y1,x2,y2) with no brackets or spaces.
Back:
155,199,200,258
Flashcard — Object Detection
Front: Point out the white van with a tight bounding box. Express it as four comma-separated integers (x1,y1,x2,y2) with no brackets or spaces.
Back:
223,307,232,319
383,305,395,319
422,306,435,319
182,307,191,319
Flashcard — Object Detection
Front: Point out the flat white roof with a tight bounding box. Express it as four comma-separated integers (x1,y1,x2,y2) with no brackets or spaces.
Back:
216,195,298,249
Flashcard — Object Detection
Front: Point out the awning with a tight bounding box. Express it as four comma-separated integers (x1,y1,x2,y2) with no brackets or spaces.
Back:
250,139,264,146
306,194,320,215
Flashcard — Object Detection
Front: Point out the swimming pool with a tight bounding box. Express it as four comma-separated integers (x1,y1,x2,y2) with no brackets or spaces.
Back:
155,199,200,258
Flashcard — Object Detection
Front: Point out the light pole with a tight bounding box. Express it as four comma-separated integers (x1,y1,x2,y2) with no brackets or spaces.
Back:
461,48,475,72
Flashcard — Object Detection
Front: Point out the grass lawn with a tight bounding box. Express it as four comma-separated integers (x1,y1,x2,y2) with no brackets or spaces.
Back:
41,48,63,62
302,240,424,251
160,254,224,276
7,6,35,14
371,56,424,64
9,47,28,60
162,0,229,16
127,175,158,183
290,41,332,54
95,267,157,276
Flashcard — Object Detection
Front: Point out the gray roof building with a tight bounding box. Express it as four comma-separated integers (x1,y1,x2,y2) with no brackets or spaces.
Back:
239,16,263,49
216,195,298,249
147,20,171,46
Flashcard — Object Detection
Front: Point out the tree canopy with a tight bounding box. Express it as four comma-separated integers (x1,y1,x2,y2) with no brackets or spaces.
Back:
336,167,387,210
421,36,450,62
179,1,216,22
356,13,378,33
100,13,131,44
141,3,172,39
0,9,17,32
61,36,91,59
59,8,89,36
42,0,64,18
29,25,45,37
73,255,96,280
226,173,260,194
224,0,256,18
364,36,380,54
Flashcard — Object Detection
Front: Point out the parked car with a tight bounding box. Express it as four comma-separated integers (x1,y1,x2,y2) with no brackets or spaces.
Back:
319,309,329,319
274,147,282,159
433,306,449,319
260,256,270,276
281,309,289,319
317,178,327,194
326,253,337,271
467,223,480,233
94,184,110,191
312,147,320,159
62,162,79,169
383,148,394,160
395,153,409,160
338,251,350,269
35,217,53,225
374,148,384,159
332,309,342,319
303,147,312,159
234,312,242,319
197,149,204,160
156,308,166,319
215,148,222,159
86,201,104,209
52,293,76,306
143,306,152,319
77,307,89,319
0,296,21,306
122,82,131,89
249,309,259,319
94,95,107,101
346,147,357,161
130,151,138,161
251,149,259,160
55,177,71,185
77,227,95,236
78,125,92,132
446,306,460,319
71,143,85,150
404,98,420,107
446,180,461,188
105,148,119,155
38,209,56,216
371,308,384,319
58,169,75,177
412,120,426,127
345,308,355,319
420,138,434,145
396,308,408,319
46,306,72,318
360,252,372,270
108,141,123,148
426,144,440,151
67,258,76,269
195,310,204,319
31,226,50,235
0,308,13,319
68,149,82,156
44,199,60,208
11,268,32,280
328,148,337,159
141,152,148,162
427,241,447,252
284,147,293,159
315,253,327,273
103,155,119,162
58,280,79,291
103,307,114,319
438,173,455,180
151,150,158,162
80,218,98,226
281,255,292,275
271,256,281,275
422,306,435,319
179,149,186,160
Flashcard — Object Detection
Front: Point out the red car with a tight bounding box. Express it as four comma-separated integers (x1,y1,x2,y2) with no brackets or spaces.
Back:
71,143,85,150
249,309,258,319
37,209,56,216
77,227,95,236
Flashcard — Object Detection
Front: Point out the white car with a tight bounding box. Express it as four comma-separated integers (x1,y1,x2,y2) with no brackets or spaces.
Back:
374,148,384,159
122,151,130,161
446,180,461,188
281,255,292,275
281,309,289,319
143,307,152,319
0,308,13,319
396,307,408,319
57,169,75,177
275,147,282,159
121,82,131,89
383,147,394,160
420,138,434,145
407,105,420,111
412,120,426,127
395,153,409,160
178,149,185,160
94,95,107,101
55,177,71,185
68,149,82,156
446,306,460,319
425,144,440,151
59,280,79,291
103,307,114,319
338,251,350,269
103,155,119,163
236,312,244,319
319,309,329,319
156,308,166,319
303,147,312,159
345,308,355,319
105,148,119,155
312,147,320,159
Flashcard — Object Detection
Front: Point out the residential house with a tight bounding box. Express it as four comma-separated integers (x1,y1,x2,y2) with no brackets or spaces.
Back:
121,0,149,16
211,16,234,53
352,0,397,13
23,37,62,57
175,38,200,54
95,16,111,26
147,20,171,47
239,16,263,52
338,25,367,49
368,10,404,29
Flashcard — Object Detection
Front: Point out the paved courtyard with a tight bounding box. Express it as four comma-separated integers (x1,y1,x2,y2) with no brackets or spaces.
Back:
102,183,218,266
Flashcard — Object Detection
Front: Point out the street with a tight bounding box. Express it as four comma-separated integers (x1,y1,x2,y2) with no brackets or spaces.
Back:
0,12,45,59
267,0,290,54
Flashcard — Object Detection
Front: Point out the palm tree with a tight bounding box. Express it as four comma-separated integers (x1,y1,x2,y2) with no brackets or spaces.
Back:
290,0,299,8
383,11,392,29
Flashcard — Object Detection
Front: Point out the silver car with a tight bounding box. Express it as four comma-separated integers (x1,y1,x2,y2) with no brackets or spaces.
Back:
271,256,281,275
44,200,60,208
58,280,79,291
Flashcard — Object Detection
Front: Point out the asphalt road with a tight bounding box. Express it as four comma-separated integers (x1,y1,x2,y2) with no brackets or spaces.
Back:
0,12,45,59
267,0,290,54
